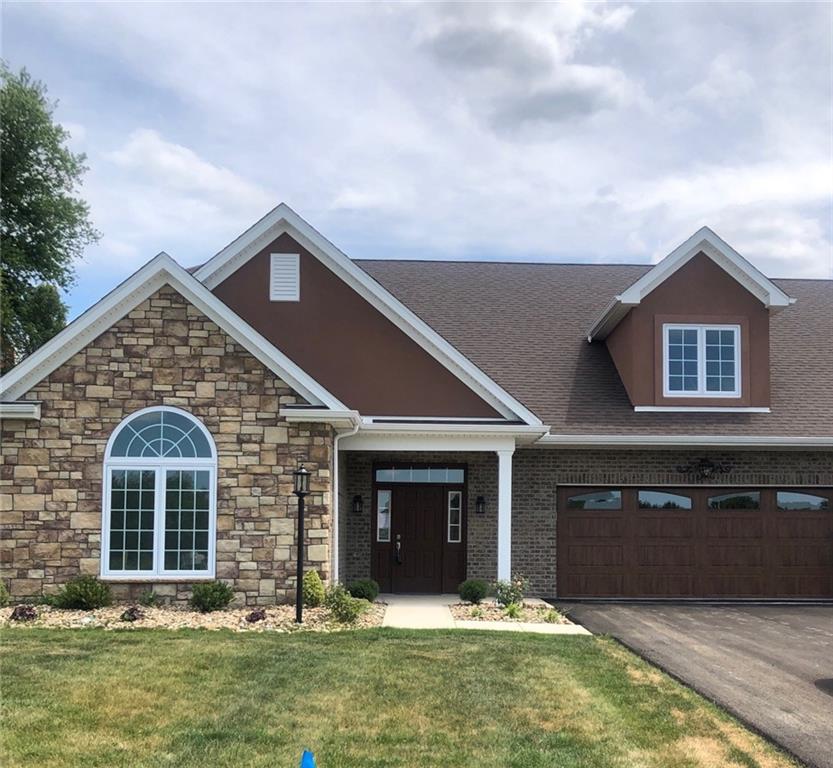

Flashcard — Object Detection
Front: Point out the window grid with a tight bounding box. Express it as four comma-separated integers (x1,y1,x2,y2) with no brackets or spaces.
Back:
103,407,216,579
664,324,740,397
108,469,155,571
447,491,462,543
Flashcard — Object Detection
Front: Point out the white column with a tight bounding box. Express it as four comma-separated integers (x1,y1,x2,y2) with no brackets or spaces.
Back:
496,448,514,581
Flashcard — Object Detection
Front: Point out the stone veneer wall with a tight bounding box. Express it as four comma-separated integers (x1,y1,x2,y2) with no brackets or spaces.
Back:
0,287,334,606
342,448,833,596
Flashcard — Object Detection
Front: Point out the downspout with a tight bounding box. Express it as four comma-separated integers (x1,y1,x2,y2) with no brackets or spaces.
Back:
332,418,360,585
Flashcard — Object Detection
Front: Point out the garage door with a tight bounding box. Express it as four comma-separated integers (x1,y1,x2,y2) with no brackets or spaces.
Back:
556,488,833,598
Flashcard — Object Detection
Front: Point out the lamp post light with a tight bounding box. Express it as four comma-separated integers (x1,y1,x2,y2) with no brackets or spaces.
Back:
293,464,310,624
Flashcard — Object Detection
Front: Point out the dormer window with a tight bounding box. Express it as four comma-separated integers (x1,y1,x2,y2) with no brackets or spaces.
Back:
663,324,740,397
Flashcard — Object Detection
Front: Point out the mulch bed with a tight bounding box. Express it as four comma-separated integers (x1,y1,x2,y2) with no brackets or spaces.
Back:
0,602,386,632
449,603,570,624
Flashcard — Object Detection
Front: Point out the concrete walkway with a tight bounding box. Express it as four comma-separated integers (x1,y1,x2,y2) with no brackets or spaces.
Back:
381,594,591,635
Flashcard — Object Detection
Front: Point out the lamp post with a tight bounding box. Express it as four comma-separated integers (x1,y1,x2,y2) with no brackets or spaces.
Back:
293,464,310,624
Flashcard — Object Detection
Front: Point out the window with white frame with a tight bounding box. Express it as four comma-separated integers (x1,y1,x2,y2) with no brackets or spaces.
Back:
447,491,462,543
663,324,740,397
102,407,217,579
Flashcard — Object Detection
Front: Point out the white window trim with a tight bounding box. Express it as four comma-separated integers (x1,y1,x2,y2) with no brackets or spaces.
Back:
101,406,218,581
447,490,462,543
662,323,741,398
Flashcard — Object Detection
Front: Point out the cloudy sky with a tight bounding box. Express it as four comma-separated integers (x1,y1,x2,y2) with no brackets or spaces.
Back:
3,1,832,316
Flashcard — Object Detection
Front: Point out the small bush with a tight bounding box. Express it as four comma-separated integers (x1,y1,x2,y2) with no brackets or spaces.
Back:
120,606,144,622
503,602,522,619
10,604,37,622
54,576,112,610
470,605,484,619
302,570,326,608
0,581,9,608
138,589,161,607
245,608,267,623
458,578,489,604
543,608,562,624
493,574,528,607
190,581,235,613
324,585,367,624
347,578,379,602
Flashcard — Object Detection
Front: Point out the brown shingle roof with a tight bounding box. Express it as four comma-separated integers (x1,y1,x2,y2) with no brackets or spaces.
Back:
357,260,833,437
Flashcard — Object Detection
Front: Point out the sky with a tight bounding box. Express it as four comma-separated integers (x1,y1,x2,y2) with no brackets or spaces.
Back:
3,1,832,317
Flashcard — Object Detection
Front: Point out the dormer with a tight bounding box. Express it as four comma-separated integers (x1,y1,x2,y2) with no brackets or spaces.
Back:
587,227,794,412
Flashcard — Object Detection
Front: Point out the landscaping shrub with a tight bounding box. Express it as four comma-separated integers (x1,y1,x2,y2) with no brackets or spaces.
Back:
543,608,562,624
493,574,528,607
120,606,144,622
302,570,325,608
470,605,484,619
10,604,37,622
347,578,379,602
189,581,235,613
138,589,161,607
0,581,9,608
324,585,367,624
458,578,488,604
503,602,522,619
53,576,112,610
245,608,267,623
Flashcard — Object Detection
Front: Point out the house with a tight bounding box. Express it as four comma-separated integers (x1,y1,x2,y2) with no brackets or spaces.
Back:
1,204,831,605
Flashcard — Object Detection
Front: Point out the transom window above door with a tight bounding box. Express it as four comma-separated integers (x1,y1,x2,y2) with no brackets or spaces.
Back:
102,407,217,580
374,466,465,484
663,324,741,397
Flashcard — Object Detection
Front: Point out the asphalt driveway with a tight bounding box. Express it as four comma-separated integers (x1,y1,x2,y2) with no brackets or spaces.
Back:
558,604,833,768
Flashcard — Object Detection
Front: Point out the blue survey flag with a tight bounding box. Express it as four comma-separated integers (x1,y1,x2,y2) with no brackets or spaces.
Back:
300,750,316,768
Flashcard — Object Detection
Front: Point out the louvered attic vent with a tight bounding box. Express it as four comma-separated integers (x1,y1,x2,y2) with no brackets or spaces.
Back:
269,253,300,301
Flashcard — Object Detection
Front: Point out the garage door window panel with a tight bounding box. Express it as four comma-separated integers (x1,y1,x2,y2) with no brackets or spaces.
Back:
566,490,622,510
638,490,693,510
708,491,760,510
777,492,829,511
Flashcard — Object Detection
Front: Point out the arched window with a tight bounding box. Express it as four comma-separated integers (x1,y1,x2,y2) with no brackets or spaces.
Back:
102,407,217,579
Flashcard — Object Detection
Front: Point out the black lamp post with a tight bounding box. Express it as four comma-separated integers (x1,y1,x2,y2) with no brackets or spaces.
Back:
293,464,310,624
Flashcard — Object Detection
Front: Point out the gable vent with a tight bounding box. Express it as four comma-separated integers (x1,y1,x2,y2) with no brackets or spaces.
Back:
269,253,300,301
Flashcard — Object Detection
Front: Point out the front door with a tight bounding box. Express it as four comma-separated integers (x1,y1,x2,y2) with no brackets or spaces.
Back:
390,485,444,593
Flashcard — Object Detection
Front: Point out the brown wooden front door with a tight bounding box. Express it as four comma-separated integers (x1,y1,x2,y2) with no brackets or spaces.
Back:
557,487,833,599
390,485,444,593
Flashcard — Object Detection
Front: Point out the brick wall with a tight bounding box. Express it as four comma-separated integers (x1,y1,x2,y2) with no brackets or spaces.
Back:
0,287,334,606
340,447,833,596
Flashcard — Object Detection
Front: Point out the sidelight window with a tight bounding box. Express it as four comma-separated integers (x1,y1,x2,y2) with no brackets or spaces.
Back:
376,490,391,542
447,491,462,543
102,407,217,579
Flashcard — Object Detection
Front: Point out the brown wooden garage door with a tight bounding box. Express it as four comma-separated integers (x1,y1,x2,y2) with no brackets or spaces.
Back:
556,487,833,598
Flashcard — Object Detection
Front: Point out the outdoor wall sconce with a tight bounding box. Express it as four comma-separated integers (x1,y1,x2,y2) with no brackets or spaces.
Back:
676,457,730,480
352,494,363,515
475,495,486,514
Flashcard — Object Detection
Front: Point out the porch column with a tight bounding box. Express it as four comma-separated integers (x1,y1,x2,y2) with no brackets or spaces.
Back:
496,448,514,581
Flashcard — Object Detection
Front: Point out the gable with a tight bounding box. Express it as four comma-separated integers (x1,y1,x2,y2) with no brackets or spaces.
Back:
212,232,502,417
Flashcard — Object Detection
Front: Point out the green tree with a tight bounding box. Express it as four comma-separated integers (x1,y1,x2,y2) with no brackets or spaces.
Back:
0,64,99,372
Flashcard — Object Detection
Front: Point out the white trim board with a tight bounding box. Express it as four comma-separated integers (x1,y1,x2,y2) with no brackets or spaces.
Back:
194,203,542,426
537,433,833,449
0,252,348,410
587,226,795,341
634,406,770,413
0,402,41,420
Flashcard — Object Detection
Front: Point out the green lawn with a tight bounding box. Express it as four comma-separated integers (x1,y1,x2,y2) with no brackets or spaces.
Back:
0,628,793,768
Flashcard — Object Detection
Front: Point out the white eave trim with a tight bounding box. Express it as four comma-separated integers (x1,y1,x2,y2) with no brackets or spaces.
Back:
279,408,361,429
537,433,833,449
0,402,41,420
0,252,348,411
634,406,771,413
587,226,795,341
194,203,542,426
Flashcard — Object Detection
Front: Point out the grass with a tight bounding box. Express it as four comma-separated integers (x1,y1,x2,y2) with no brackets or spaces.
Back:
0,628,795,768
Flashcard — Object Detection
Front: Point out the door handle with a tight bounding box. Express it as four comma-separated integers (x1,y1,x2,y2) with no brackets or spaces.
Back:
395,534,402,565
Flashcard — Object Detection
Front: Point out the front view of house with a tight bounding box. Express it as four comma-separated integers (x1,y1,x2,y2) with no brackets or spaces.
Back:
2,205,831,604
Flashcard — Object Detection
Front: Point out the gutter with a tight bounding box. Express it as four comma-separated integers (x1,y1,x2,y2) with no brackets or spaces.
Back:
537,433,833,449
